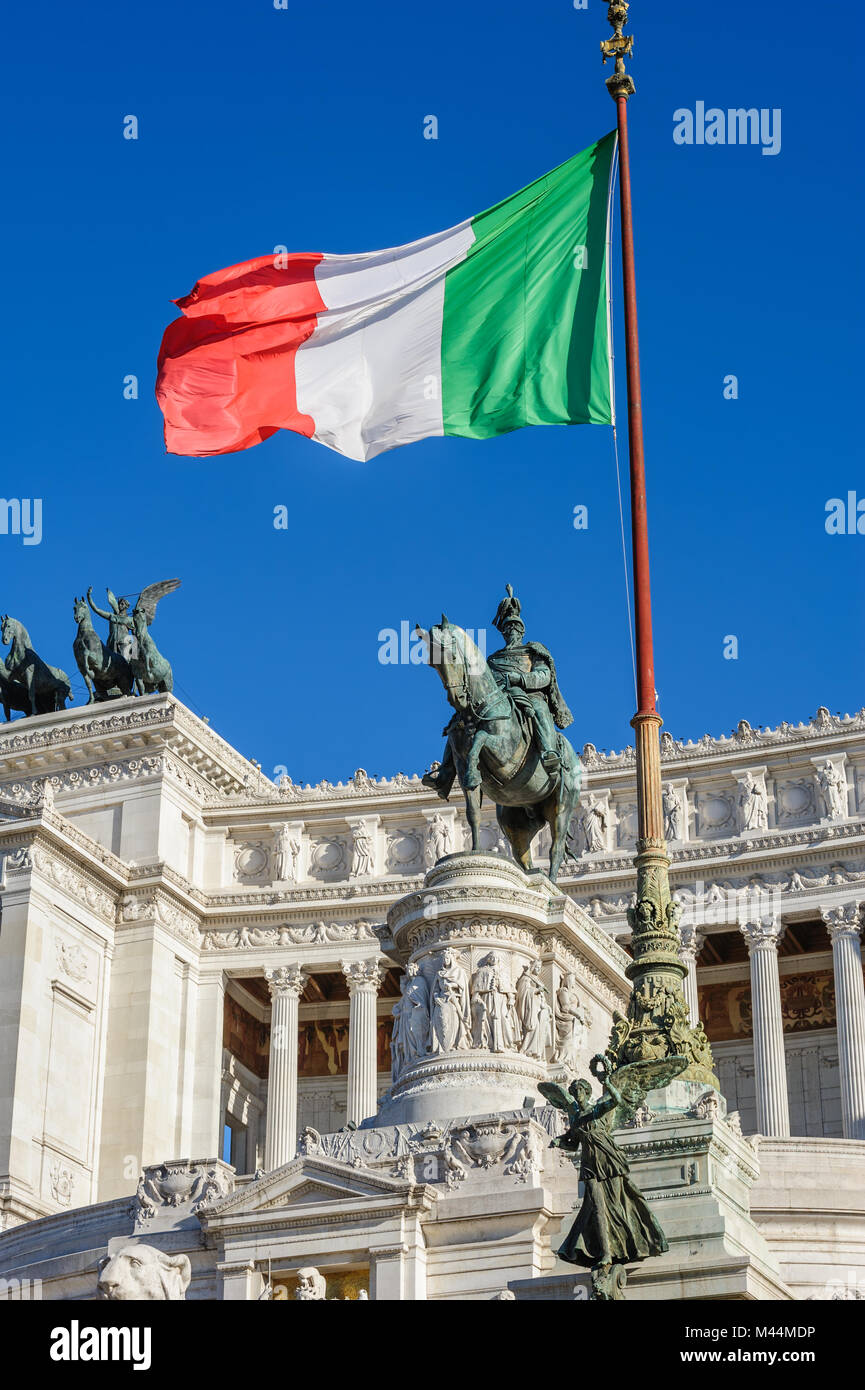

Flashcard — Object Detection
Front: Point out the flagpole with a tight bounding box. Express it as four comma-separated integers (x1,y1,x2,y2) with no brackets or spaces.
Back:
602,1,716,1083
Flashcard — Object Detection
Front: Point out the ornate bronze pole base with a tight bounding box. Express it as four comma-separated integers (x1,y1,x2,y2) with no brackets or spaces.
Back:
612,714,717,1085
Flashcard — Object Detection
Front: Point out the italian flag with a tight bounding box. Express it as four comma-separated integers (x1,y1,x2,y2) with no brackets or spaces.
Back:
157,132,617,462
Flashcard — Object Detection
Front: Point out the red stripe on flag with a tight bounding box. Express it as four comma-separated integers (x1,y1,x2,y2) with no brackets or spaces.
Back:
156,253,325,456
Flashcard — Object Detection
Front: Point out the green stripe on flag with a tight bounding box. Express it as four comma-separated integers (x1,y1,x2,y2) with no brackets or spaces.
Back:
440,131,616,439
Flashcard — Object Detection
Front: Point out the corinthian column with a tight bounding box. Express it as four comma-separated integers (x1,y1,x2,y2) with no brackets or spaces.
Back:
678,923,704,1026
264,964,306,1169
342,960,383,1125
823,904,865,1141
740,919,790,1137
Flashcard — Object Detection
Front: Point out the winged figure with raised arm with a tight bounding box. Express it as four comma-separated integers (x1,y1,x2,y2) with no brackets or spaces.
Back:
87,587,137,665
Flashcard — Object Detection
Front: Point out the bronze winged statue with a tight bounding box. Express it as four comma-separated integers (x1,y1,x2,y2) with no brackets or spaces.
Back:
540,1052,687,1299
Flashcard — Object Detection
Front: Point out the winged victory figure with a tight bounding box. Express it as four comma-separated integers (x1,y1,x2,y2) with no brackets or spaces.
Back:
539,1052,686,1299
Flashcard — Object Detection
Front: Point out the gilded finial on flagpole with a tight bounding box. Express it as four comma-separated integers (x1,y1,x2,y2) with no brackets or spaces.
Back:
601,1,636,100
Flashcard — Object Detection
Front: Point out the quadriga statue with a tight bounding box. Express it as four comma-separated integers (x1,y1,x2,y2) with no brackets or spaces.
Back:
74,578,180,702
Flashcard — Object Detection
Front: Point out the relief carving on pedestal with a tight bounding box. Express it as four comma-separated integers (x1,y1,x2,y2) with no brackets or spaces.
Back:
430,949,472,1054
470,952,519,1052
515,960,553,1059
552,973,592,1073
390,962,430,1080
389,942,564,1084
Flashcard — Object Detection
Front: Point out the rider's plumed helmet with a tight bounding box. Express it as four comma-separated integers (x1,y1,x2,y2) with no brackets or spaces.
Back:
491,584,524,637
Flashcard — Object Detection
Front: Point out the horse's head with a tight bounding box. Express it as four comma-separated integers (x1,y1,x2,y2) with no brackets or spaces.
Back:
73,596,88,623
415,615,488,713
0,615,9,646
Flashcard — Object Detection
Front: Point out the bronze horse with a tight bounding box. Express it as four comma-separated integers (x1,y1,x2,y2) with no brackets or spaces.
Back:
0,617,71,718
72,597,134,702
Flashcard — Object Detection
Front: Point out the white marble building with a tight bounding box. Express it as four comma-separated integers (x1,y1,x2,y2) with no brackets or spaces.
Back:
0,694,864,1299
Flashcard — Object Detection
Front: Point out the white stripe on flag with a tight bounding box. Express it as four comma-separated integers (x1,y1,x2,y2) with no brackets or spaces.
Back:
295,220,474,461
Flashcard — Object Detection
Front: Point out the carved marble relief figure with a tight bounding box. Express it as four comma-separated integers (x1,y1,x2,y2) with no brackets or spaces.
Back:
738,772,768,832
817,760,847,820
516,960,553,1059
580,794,607,854
402,962,431,1063
552,972,591,1071
662,783,682,841
430,949,471,1054
470,952,518,1052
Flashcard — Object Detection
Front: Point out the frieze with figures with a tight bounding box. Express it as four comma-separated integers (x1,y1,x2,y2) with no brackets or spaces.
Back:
202,920,377,951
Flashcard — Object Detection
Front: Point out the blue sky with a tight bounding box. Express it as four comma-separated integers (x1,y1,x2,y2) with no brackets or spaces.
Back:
2,0,862,784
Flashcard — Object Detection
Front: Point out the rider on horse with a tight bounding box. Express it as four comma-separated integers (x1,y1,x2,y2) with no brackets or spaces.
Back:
424,585,573,796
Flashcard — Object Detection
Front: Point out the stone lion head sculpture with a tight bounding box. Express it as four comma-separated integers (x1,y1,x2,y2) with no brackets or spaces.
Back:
97,1242,192,1301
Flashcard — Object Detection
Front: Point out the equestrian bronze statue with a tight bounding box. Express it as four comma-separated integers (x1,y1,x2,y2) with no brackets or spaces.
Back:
418,586,581,882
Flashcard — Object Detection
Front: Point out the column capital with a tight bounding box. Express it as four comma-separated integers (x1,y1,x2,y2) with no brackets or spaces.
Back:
341,958,384,994
678,922,704,959
264,964,307,999
740,917,784,953
822,902,863,942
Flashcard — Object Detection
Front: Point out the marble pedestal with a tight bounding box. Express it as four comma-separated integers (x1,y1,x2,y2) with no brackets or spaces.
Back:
376,851,631,1125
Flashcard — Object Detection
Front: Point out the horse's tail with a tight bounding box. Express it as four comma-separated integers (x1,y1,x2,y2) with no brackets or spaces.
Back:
48,666,72,702
558,734,582,801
